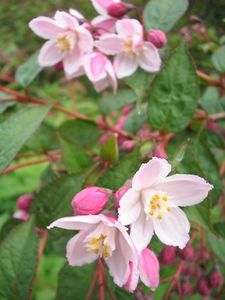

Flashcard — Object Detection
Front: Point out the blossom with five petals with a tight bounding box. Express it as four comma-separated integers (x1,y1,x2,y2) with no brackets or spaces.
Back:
29,11,93,76
118,157,213,250
48,214,138,287
95,19,161,78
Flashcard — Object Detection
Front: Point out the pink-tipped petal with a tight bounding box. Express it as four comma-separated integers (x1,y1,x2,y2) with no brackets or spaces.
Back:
105,59,117,92
139,248,160,290
95,34,123,55
91,0,115,15
38,40,63,66
66,230,98,266
130,209,154,251
153,207,190,249
132,157,172,191
29,16,63,39
138,42,161,72
84,52,106,82
54,11,79,30
92,15,116,33
63,47,82,75
153,174,213,207
114,53,138,78
124,261,139,292
69,9,85,21
47,215,100,230
118,189,141,225
78,27,94,52
116,19,143,38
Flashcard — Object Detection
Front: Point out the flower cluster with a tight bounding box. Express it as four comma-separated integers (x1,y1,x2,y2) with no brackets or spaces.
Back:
48,157,213,292
29,0,165,92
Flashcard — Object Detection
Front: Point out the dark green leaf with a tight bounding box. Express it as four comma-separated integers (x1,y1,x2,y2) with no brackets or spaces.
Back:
143,0,188,32
100,134,119,164
148,45,198,132
207,232,225,262
0,218,38,300
0,104,52,172
123,103,148,133
99,89,137,115
15,52,43,87
211,45,225,73
213,222,225,239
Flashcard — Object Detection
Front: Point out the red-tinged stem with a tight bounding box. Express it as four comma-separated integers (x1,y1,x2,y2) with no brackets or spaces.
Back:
0,97,16,102
85,267,99,300
98,259,105,300
196,70,225,89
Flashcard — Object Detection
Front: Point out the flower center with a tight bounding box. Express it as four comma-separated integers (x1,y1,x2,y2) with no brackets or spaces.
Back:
147,193,171,220
85,234,111,258
56,34,74,53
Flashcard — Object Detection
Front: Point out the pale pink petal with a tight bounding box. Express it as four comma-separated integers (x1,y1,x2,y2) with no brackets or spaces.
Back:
92,15,116,33
105,59,117,92
153,207,190,249
116,19,143,38
29,16,63,39
95,34,123,55
130,209,154,251
66,231,97,266
47,215,100,230
91,0,115,15
54,11,79,30
84,52,106,82
139,248,159,290
93,78,109,92
132,157,172,191
114,53,138,78
38,40,63,66
153,174,213,207
63,47,82,75
138,42,161,72
124,261,139,292
69,9,85,21
65,66,85,80
118,189,141,225
77,27,94,52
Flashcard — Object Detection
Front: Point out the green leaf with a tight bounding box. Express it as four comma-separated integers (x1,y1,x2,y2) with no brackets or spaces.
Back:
31,174,84,227
143,0,188,32
0,92,16,113
60,138,92,173
97,150,140,190
100,134,119,164
0,104,52,172
15,52,43,87
148,45,198,132
0,218,38,300
59,120,100,148
55,263,96,300
207,232,225,262
213,222,225,239
99,89,137,115
123,103,148,133
211,45,225,73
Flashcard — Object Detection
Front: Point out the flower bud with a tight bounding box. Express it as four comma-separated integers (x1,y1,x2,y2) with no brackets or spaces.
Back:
181,282,192,296
114,186,129,209
152,147,167,159
53,61,63,72
147,30,167,48
209,269,223,288
198,278,211,296
122,140,136,152
179,245,194,261
207,120,218,132
16,194,32,211
13,209,30,221
71,187,109,215
107,3,129,18
159,245,177,265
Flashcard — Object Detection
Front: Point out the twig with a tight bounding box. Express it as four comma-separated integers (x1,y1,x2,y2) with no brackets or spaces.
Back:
85,267,99,300
196,70,225,89
98,259,105,300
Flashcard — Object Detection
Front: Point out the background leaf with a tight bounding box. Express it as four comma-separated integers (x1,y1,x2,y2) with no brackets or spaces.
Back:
211,45,225,73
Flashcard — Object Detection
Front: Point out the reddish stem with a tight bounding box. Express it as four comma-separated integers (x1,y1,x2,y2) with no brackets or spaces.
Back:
98,259,105,300
85,267,99,300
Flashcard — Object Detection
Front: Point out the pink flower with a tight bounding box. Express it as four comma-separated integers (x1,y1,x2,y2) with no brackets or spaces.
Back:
71,186,109,215
95,19,161,78
13,209,30,221
29,11,93,76
118,157,213,250
147,30,167,49
48,214,138,287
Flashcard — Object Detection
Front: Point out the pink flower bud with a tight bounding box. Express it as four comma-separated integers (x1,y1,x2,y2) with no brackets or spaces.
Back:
147,30,167,48
153,147,167,159
107,3,129,18
13,209,30,221
71,187,109,215
209,269,223,288
198,278,211,296
16,194,32,211
114,186,129,209
122,140,136,152
179,245,194,261
181,282,192,296
207,120,218,132
53,61,63,72
159,245,177,265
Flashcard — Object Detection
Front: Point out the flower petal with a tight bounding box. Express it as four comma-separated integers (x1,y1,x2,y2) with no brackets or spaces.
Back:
153,174,213,206
92,15,116,33
69,9,85,21
54,11,79,30
116,19,143,38
47,215,100,230
118,189,141,225
114,53,138,78
84,52,107,82
153,207,190,249
138,42,161,72
38,40,63,66
77,27,94,52
66,231,97,266
91,0,115,15
139,248,159,290
63,47,82,75
95,34,123,55
132,157,172,191
130,208,154,251
29,16,63,39
124,261,139,292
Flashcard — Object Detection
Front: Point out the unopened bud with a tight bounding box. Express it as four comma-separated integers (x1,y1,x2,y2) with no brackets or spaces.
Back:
114,186,129,209
209,269,223,288
159,245,177,265
122,140,136,152
71,187,109,215
198,278,211,296
207,120,218,132
16,194,32,211
181,282,192,296
179,245,194,261
53,61,63,72
147,29,167,48
107,3,129,18
153,147,167,159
